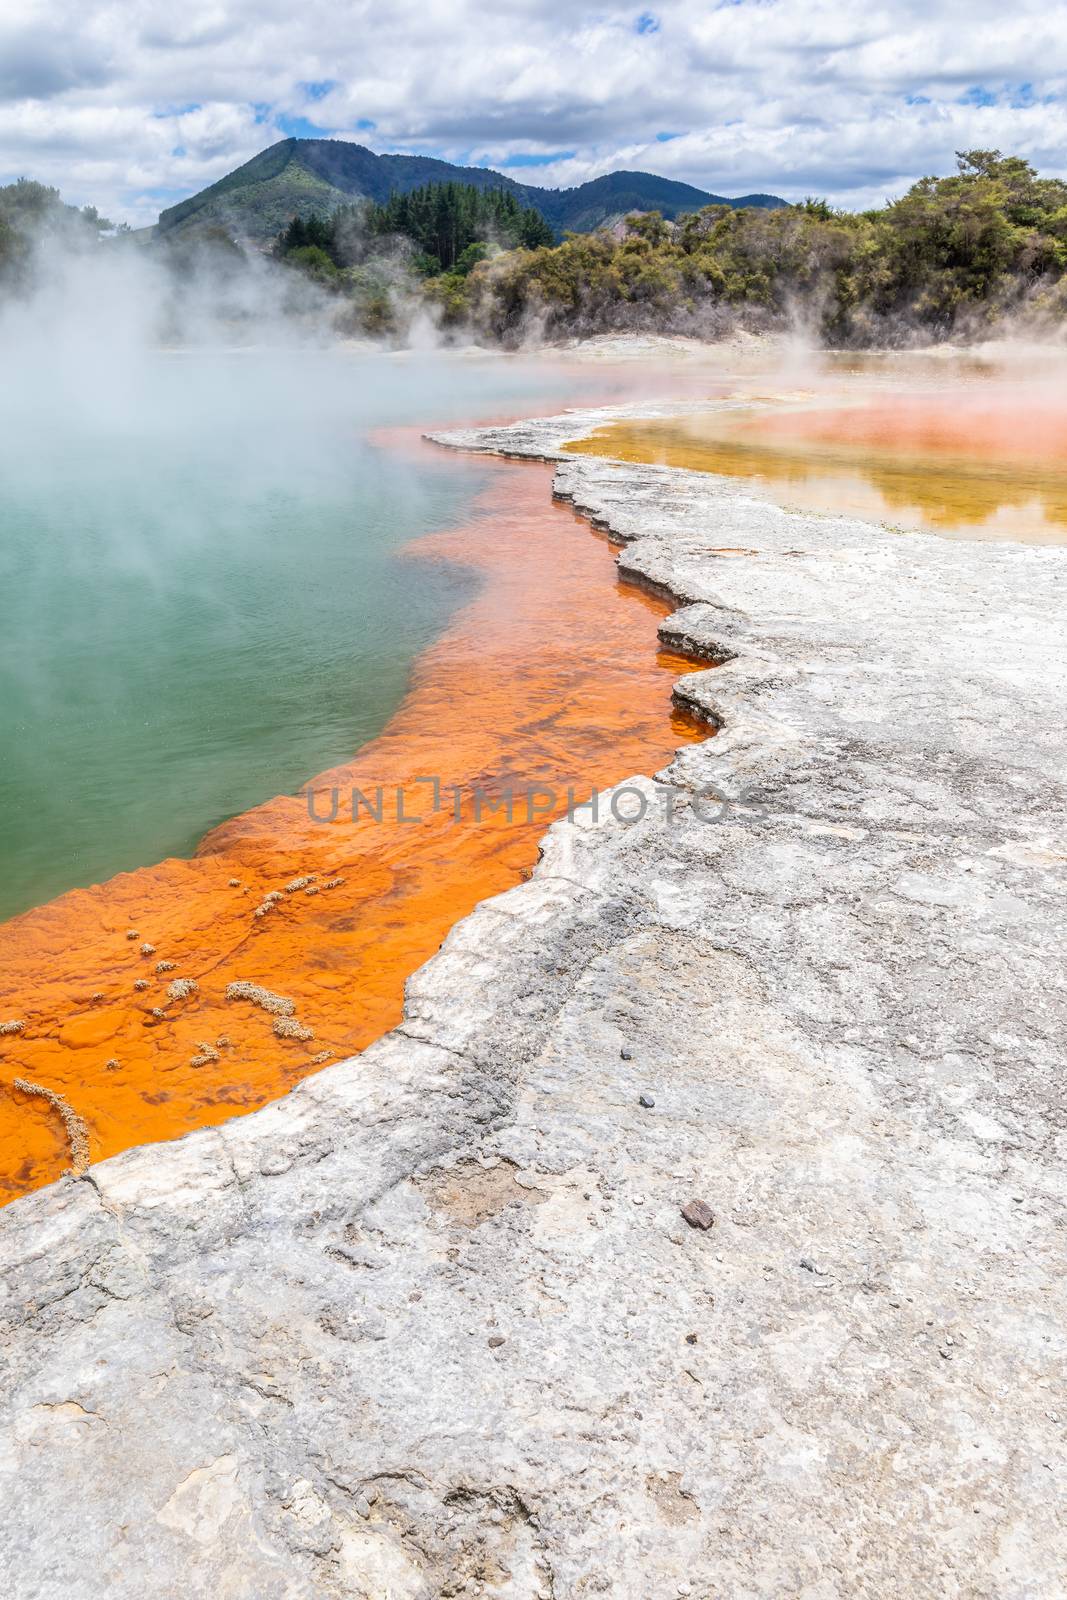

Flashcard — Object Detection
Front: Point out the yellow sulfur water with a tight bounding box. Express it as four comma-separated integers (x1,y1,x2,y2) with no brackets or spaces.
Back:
567,388,1067,544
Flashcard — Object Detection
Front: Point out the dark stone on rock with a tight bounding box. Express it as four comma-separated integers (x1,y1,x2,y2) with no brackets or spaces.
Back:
638,1094,655,1108
620,1048,632,1060
681,1199,715,1231
488,1335,506,1348
685,1332,698,1345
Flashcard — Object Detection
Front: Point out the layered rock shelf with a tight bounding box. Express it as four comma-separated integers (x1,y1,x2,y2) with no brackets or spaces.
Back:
2,403,1065,1598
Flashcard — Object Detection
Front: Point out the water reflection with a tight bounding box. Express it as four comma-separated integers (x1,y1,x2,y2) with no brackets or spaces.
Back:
567,386,1067,544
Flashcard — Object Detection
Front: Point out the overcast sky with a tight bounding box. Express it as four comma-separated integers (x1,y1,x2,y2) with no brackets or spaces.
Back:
3,0,1066,225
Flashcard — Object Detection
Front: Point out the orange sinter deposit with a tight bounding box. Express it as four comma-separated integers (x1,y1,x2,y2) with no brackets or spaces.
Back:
568,386,1067,542
0,451,705,1203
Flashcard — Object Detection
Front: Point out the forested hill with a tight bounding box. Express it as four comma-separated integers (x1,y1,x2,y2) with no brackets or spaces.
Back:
156,138,786,242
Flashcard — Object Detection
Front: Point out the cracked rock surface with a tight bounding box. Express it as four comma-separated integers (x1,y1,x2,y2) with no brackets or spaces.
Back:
2,404,1066,1598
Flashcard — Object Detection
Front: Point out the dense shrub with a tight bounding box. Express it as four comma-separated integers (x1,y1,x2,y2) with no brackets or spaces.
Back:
456,151,1067,346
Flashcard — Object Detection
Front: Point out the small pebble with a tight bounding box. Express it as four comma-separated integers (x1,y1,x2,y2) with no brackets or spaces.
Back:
488,1335,506,1348
685,1332,698,1345
620,1048,632,1060
680,1199,715,1231
632,1194,645,1206
638,1094,655,1108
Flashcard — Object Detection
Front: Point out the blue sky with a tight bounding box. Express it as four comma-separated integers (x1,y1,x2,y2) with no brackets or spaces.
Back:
1,0,1066,225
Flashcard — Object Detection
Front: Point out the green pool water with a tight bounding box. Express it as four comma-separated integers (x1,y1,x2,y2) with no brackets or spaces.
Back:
0,349,580,921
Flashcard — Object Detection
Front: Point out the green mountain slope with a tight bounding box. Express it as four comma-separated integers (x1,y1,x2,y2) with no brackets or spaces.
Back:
536,170,784,231
157,139,787,242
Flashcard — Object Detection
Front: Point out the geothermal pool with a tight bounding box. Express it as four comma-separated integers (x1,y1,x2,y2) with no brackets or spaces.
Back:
0,350,708,1200
567,368,1067,544
3,344,1063,1203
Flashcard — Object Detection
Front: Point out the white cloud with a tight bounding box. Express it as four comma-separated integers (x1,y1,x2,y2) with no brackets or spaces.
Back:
1,0,1066,224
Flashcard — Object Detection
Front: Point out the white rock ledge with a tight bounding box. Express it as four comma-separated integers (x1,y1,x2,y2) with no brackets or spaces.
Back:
2,405,1066,1599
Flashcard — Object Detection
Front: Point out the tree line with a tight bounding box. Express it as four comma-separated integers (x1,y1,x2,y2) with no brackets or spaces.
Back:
6,152,1066,348
0,178,117,284
273,181,554,278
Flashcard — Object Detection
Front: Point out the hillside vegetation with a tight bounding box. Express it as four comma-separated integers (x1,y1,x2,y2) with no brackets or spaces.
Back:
0,178,116,281
331,150,1065,345
4,151,1066,351
274,182,554,280
156,137,784,242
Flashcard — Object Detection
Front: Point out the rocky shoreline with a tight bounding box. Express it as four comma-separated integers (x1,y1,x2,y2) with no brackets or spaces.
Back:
2,402,1065,1598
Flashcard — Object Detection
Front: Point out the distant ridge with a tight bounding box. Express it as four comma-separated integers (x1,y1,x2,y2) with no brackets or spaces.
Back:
157,138,787,242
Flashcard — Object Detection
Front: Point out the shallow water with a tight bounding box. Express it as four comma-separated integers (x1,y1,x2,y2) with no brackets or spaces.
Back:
566,376,1067,544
